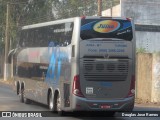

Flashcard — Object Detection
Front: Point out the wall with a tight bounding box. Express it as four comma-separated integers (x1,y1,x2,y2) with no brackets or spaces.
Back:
136,53,160,103
121,0,160,25
121,0,160,52
102,4,121,17
152,54,160,102
136,53,152,102
101,0,160,53
136,31,160,52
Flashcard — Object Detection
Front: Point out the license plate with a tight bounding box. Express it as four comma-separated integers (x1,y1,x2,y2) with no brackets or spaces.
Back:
100,105,111,109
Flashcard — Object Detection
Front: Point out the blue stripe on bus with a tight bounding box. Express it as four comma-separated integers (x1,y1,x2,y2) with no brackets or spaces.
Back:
119,22,132,31
46,48,68,83
81,21,97,31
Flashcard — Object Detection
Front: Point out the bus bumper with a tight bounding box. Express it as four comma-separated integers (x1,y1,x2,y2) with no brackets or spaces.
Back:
71,95,135,111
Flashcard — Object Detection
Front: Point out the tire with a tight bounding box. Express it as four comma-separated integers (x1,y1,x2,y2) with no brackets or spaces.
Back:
17,83,20,95
56,93,65,116
19,88,24,103
20,88,31,104
48,92,55,112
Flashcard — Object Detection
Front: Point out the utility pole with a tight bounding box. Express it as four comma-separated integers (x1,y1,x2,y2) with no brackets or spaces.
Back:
110,0,112,17
4,3,10,81
110,0,114,17
3,2,27,81
84,0,86,15
98,0,102,16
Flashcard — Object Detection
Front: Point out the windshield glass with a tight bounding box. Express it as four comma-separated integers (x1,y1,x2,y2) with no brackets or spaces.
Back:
80,19,133,41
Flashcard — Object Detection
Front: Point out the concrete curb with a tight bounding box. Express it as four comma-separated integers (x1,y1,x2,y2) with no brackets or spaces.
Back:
135,98,160,108
135,103,160,108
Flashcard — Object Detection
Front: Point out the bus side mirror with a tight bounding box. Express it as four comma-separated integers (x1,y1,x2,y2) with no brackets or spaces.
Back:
8,49,15,64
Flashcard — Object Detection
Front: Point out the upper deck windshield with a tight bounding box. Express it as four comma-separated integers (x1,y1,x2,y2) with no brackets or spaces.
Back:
80,18,133,41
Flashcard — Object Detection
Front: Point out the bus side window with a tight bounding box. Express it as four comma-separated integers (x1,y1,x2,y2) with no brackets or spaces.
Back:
46,22,73,47
39,27,47,47
33,29,39,47
28,29,34,47
19,31,26,47
26,30,30,47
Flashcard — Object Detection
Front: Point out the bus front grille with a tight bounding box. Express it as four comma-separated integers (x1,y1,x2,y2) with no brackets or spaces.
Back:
83,59,129,81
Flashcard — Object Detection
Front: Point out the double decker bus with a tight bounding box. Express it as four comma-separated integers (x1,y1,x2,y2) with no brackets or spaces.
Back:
12,16,135,115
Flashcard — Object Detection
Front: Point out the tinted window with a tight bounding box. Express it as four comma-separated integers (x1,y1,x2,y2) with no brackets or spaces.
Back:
19,22,74,47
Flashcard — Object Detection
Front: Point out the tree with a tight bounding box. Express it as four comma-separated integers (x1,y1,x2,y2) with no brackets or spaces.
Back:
0,0,55,50
0,0,121,51
0,0,7,53
20,0,54,25
0,0,27,51
52,0,98,19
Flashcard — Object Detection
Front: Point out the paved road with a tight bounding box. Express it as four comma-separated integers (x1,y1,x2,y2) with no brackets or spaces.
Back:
0,83,160,120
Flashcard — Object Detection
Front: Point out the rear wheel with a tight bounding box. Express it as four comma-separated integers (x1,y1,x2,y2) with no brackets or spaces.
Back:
17,82,20,95
56,93,65,116
49,92,55,112
20,87,31,104
19,88,24,103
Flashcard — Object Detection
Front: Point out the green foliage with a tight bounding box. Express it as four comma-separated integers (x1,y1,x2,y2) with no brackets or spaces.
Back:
21,0,54,25
0,0,6,53
0,0,120,51
136,47,147,53
102,0,120,10
52,0,98,19
0,0,27,51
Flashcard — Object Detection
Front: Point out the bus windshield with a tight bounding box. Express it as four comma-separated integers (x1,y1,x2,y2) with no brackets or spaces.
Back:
80,19,133,41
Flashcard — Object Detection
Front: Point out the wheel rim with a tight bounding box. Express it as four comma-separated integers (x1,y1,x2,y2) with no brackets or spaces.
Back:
23,90,26,100
19,89,24,102
56,94,61,112
49,94,53,109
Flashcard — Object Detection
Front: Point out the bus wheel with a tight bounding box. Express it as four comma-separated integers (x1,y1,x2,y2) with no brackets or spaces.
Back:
17,82,20,95
49,92,55,112
56,93,65,116
19,88,24,103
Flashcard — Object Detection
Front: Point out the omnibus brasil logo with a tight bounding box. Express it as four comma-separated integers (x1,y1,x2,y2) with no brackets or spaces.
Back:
93,20,120,33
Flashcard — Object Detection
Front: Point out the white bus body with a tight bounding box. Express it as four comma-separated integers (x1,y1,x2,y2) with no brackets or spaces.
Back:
12,16,136,115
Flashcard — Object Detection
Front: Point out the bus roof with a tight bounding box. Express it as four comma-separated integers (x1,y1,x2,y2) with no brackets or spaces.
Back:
22,17,75,30
22,16,131,30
